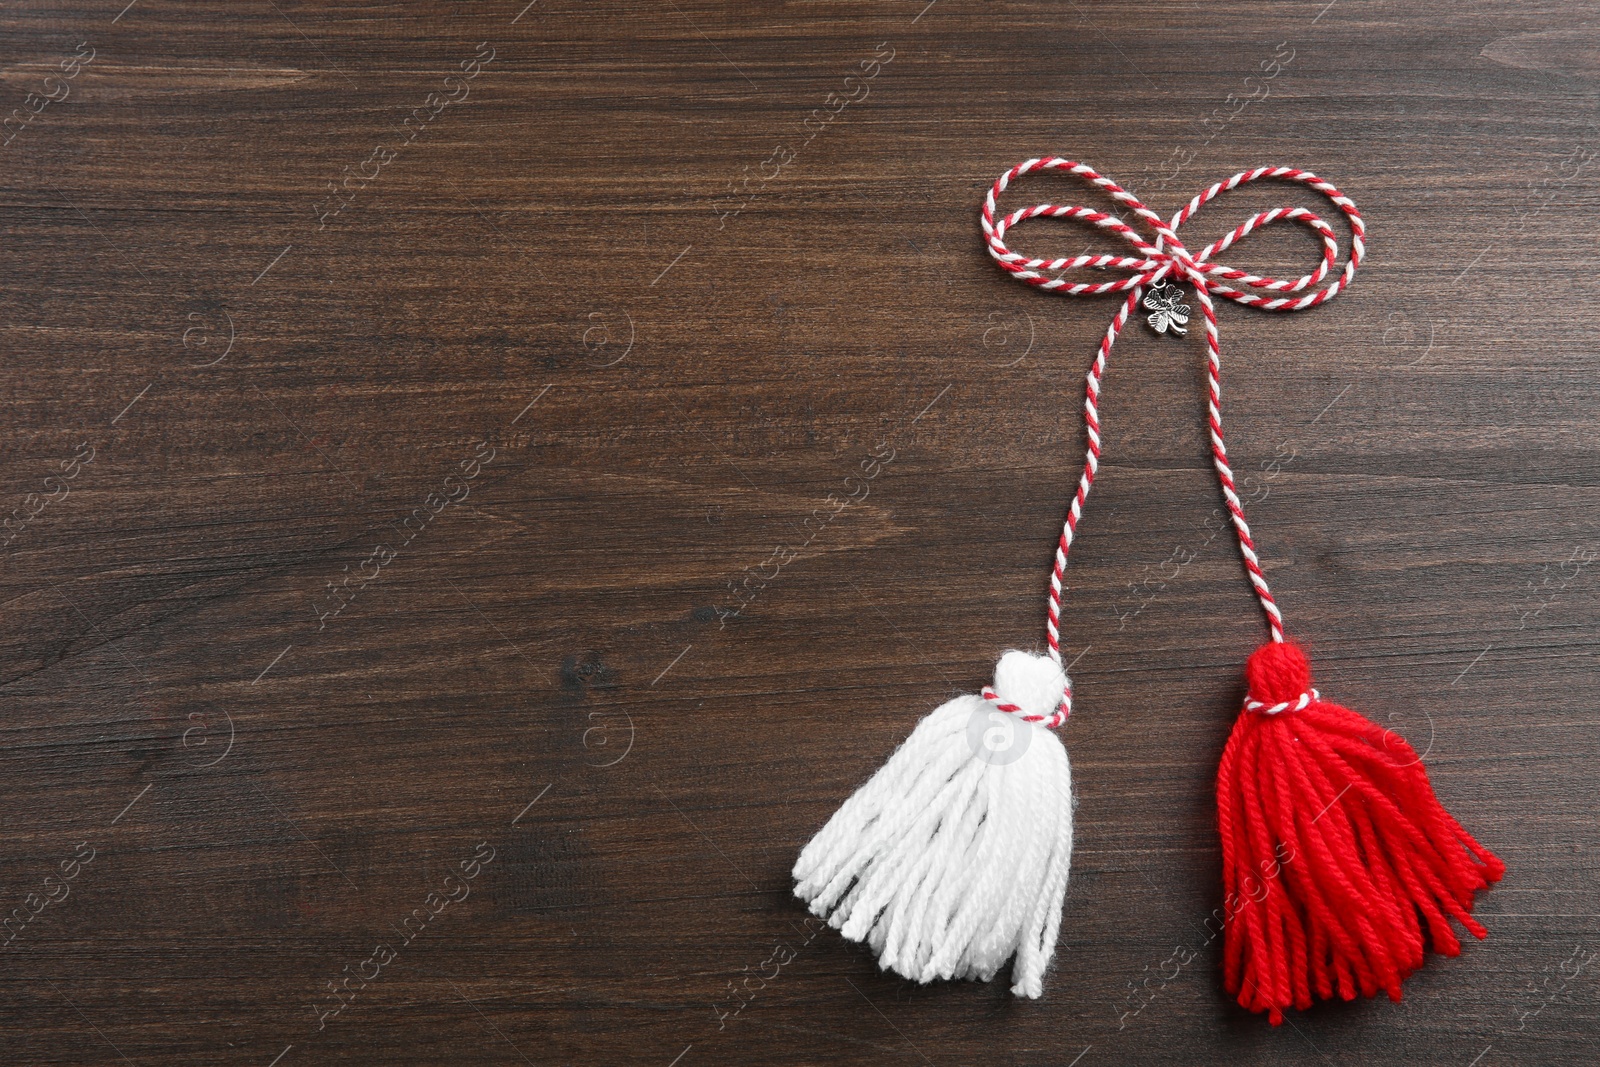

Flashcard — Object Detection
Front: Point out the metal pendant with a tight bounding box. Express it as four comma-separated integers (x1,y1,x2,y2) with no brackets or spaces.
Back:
1143,282,1191,337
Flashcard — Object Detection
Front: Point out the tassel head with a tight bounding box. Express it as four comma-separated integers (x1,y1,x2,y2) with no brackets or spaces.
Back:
1217,641,1504,1025
1244,640,1313,706
793,651,1074,997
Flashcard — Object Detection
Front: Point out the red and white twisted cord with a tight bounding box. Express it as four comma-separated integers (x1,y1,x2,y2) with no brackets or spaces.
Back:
1243,688,1320,716
981,685,1068,730
981,158,1365,653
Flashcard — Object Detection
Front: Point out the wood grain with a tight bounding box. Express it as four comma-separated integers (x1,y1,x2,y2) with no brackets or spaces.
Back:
0,1,1596,1064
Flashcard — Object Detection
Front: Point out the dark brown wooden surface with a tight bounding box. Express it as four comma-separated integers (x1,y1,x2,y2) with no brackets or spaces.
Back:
0,1,1596,1064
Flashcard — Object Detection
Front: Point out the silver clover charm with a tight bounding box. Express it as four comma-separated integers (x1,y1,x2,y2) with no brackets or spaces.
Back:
1143,282,1190,337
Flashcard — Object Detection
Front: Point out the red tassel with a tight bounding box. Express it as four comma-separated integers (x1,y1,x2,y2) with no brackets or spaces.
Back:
1216,641,1504,1025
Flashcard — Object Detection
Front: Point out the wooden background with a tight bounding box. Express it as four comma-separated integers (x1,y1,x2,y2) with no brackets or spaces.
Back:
0,1,1595,1064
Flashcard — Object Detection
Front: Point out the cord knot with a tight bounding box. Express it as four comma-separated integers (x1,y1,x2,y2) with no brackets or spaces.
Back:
1158,247,1204,289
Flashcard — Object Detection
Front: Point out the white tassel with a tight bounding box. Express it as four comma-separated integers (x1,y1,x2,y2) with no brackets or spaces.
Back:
793,650,1074,998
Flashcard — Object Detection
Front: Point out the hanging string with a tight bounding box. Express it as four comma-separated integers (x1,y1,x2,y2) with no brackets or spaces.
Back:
980,158,1365,656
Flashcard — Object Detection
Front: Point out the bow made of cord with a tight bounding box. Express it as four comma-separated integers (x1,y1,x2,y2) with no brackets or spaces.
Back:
978,158,1365,651
981,158,1363,307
